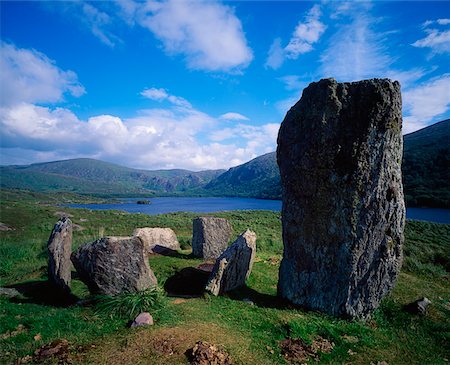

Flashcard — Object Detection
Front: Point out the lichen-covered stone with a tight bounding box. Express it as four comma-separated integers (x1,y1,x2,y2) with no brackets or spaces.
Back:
205,229,256,296
71,236,157,295
277,78,405,320
192,217,233,259
47,217,72,294
132,227,180,253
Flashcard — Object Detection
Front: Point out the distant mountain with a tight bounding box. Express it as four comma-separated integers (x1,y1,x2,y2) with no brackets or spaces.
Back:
1,158,224,196
204,119,450,208
402,119,449,208
204,152,280,199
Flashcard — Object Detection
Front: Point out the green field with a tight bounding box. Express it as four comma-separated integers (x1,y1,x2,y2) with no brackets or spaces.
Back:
1,189,449,364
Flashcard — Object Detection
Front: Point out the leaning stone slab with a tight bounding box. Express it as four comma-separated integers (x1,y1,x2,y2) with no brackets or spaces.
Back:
277,78,405,320
132,227,180,253
192,217,233,259
47,217,72,294
205,229,256,296
71,236,157,295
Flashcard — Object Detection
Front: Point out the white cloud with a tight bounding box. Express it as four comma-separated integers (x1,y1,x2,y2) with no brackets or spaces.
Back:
320,16,391,81
278,75,304,91
284,5,326,59
81,3,121,48
265,38,284,70
141,87,191,108
0,42,85,106
219,112,249,121
402,74,450,133
412,23,450,55
437,19,450,26
265,5,326,70
136,0,253,72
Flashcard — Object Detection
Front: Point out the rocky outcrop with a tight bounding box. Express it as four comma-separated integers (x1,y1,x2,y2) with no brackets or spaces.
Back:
277,78,405,320
132,227,180,253
192,217,233,259
47,217,73,294
71,236,157,295
205,230,256,296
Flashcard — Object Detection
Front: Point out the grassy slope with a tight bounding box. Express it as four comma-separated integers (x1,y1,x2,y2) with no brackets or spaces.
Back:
0,190,449,365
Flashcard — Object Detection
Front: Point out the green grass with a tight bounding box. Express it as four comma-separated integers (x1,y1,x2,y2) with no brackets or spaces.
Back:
0,189,449,365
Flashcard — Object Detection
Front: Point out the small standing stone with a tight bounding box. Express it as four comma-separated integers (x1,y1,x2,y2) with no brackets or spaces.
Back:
404,297,431,315
131,312,154,327
205,230,256,296
192,217,233,259
132,227,180,253
47,217,72,294
71,236,157,295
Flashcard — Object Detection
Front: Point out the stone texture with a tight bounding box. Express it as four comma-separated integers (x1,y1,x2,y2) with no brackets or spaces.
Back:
192,217,233,259
131,312,154,327
205,230,256,296
277,78,405,320
47,217,73,294
71,236,157,295
132,227,180,253
405,297,431,315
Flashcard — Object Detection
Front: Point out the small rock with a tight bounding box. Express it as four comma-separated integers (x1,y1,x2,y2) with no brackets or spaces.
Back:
186,341,233,365
130,312,154,327
192,217,233,260
404,297,432,315
34,333,42,341
133,227,180,254
0,222,14,231
205,230,256,296
0,287,21,298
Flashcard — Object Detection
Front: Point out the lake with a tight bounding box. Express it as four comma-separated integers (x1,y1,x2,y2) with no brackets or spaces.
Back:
69,197,450,224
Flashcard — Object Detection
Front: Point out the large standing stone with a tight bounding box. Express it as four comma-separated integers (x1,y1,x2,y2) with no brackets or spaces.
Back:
277,78,405,320
205,229,256,296
47,217,72,294
71,236,157,295
192,217,233,259
132,227,180,253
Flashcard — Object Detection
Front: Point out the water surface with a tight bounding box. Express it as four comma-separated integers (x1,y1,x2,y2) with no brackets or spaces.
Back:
69,197,450,224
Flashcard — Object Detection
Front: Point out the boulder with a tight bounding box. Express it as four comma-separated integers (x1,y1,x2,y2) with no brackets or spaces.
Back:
205,230,256,296
192,217,233,259
277,78,405,320
132,227,180,254
47,217,73,294
71,236,157,295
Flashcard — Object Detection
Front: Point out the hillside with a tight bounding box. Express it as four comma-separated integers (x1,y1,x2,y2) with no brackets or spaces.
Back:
205,152,280,199
403,119,450,208
204,119,450,207
1,158,224,196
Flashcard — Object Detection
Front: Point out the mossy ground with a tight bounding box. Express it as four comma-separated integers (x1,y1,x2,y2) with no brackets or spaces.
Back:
0,189,449,364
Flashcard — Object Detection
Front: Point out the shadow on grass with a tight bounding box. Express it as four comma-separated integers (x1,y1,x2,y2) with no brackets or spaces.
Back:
227,285,290,309
151,246,197,260
164,267,210,298
7,280,79,307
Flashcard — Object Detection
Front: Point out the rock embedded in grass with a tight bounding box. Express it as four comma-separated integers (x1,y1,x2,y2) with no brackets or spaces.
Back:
131,312,153,327
47,217,73,294
133,227,180,254
71,236,157,295
277,78,405,320
192,217,233,259
205,229,256,296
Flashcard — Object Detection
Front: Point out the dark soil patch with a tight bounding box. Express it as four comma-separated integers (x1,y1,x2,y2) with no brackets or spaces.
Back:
152,336,181,356
164,267,210,297
186,341,233,365
279,336,334,364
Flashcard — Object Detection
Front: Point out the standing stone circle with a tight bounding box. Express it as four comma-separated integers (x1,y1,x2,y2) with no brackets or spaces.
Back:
192,217,233,260
205,229,256,296
47,217,73,294
132,227,180,253
277,78,405,319
71,236,157,295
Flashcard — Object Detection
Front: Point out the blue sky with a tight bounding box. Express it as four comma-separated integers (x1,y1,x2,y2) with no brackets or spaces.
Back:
1,1,449,170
